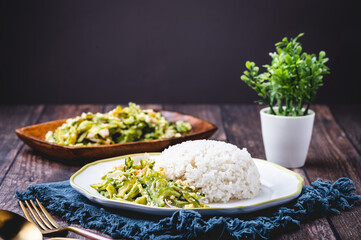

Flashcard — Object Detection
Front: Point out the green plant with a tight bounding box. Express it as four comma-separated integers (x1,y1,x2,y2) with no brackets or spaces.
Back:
241,33,330,116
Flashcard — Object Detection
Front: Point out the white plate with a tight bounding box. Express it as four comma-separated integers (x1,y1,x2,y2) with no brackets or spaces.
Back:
70,153,303,216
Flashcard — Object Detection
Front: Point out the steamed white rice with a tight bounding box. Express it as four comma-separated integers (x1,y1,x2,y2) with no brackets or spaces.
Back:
154,140,261,203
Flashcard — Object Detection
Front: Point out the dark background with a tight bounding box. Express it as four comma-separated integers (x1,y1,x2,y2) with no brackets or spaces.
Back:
1,0,360,104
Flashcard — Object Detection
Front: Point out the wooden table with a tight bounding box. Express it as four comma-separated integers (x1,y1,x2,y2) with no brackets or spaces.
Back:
0,104,360,239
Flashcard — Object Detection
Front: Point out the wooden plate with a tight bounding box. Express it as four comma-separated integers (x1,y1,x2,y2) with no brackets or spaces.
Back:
15,110,217,163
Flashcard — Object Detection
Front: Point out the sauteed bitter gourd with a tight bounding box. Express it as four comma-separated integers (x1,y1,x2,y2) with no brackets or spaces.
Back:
45,103,191,146
91,157,207,208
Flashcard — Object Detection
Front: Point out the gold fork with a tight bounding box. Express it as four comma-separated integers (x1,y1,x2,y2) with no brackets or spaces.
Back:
19,199,112,240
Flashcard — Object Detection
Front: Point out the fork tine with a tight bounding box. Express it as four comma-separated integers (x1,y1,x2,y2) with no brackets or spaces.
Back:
24,200,48,230
35,199,60,228
18,201,35,224
29,200,53,229
21,199,111,240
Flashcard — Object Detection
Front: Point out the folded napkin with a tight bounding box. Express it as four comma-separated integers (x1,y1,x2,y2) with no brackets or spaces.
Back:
16,178,360,240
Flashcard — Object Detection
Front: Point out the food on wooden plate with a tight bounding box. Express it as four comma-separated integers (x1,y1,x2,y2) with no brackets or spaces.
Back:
91,157,207,208
154,140,261,203
45,103,192,146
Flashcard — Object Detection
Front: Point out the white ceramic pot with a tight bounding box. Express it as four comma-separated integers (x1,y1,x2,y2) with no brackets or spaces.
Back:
260,107,315,168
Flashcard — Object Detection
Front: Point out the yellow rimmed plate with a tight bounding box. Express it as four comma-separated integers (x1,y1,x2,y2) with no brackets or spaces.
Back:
70,153,304,216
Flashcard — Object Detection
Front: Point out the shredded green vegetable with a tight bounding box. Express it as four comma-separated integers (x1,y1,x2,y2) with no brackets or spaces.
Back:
91,157,207,208
45,103,191,146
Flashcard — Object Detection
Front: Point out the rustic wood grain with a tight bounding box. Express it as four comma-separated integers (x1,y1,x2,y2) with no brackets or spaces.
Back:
304,105,361,240
305,105,361,185
221,104,338,240
163,104,226,141
0,105,107,239
0,104,360,240
277,168,337,240
330,104,361,155
221,104,265,158
41,104,104,120
0,105,44,182
0,105,104,207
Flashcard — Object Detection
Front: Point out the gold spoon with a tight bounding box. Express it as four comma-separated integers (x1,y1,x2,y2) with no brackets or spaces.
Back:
0,209,78,240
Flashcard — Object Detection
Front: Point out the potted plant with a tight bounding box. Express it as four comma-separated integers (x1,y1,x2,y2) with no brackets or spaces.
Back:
240,33,329,168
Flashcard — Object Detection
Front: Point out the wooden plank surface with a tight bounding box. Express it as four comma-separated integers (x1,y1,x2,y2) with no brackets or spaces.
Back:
330,104,361,154
0,104,359,239
0,105,44,182
163,104,226,141
221,105,265,158
0,105,102,206
304,105,361,240
0,105,107,239
221,104,338,240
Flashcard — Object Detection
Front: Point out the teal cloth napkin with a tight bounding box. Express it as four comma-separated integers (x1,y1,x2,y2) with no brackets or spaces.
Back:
16,178,360,239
